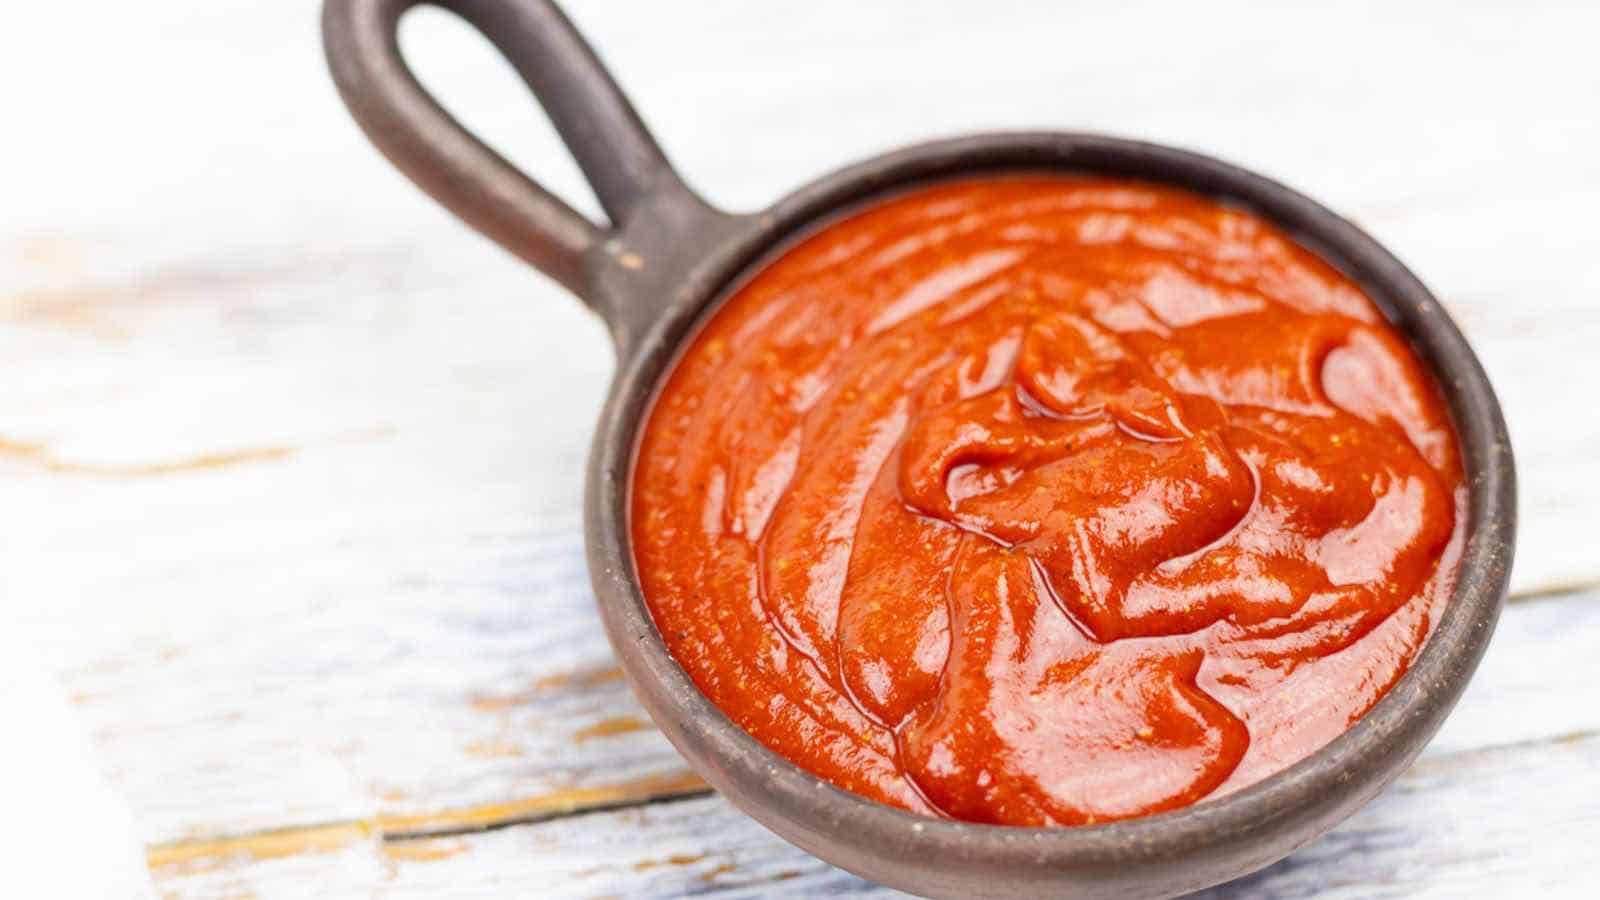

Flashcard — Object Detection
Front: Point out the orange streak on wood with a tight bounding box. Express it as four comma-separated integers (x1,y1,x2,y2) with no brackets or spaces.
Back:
382,837,469,863
545,665,626,690
468,665,626,712
143,774,712,881
634,852,705,871
573,715,650,743
463,738,523,759
0,436,295,477
146,822,372,875
4,258,340,332
377,770,710,836
0,427,394,480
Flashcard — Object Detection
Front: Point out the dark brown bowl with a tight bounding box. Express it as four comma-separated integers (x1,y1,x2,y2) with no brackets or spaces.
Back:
324,2,1517,896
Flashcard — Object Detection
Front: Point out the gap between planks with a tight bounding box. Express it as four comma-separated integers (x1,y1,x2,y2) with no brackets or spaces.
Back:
140,579,1597,874
145,771,712,875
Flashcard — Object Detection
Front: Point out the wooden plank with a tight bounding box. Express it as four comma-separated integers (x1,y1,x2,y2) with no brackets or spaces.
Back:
1193,734,1600,899
138,585,1600,896
147,824,386,900
81,568,1600,854
148,720,1600,898
2,0,1597,887
1422,590,1600,758
464,729,1600,899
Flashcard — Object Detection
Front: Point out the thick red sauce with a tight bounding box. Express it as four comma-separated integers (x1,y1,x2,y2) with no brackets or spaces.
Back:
631,177,1464,826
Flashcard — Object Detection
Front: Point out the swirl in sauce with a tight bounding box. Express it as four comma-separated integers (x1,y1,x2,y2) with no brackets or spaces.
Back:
631,177,1464,826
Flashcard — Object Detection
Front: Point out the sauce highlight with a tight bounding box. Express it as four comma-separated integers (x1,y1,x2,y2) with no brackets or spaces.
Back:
631,177,1464,826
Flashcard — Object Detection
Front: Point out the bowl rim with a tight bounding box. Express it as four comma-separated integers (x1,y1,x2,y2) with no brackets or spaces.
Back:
584,131,1515,888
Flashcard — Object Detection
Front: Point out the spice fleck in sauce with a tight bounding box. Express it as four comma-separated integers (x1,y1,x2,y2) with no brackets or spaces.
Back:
631,177,1464,826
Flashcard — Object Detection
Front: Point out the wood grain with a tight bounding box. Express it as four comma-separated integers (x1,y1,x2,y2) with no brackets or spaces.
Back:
127,585,1600,898
147,682,1600,898
3,0,1597,896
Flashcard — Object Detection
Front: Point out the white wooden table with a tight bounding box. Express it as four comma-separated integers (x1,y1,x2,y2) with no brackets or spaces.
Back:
4,1,1598,896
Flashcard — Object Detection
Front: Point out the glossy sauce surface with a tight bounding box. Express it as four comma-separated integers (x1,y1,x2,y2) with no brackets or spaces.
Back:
631,177,1464,826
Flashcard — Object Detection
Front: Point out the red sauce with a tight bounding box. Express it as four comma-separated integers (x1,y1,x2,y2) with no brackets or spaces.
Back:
631,177,1464,826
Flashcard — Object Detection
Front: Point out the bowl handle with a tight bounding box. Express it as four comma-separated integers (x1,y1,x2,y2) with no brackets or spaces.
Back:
323,0,720,308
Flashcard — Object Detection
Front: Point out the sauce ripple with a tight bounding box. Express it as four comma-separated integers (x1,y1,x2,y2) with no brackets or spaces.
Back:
631,176,1464,826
